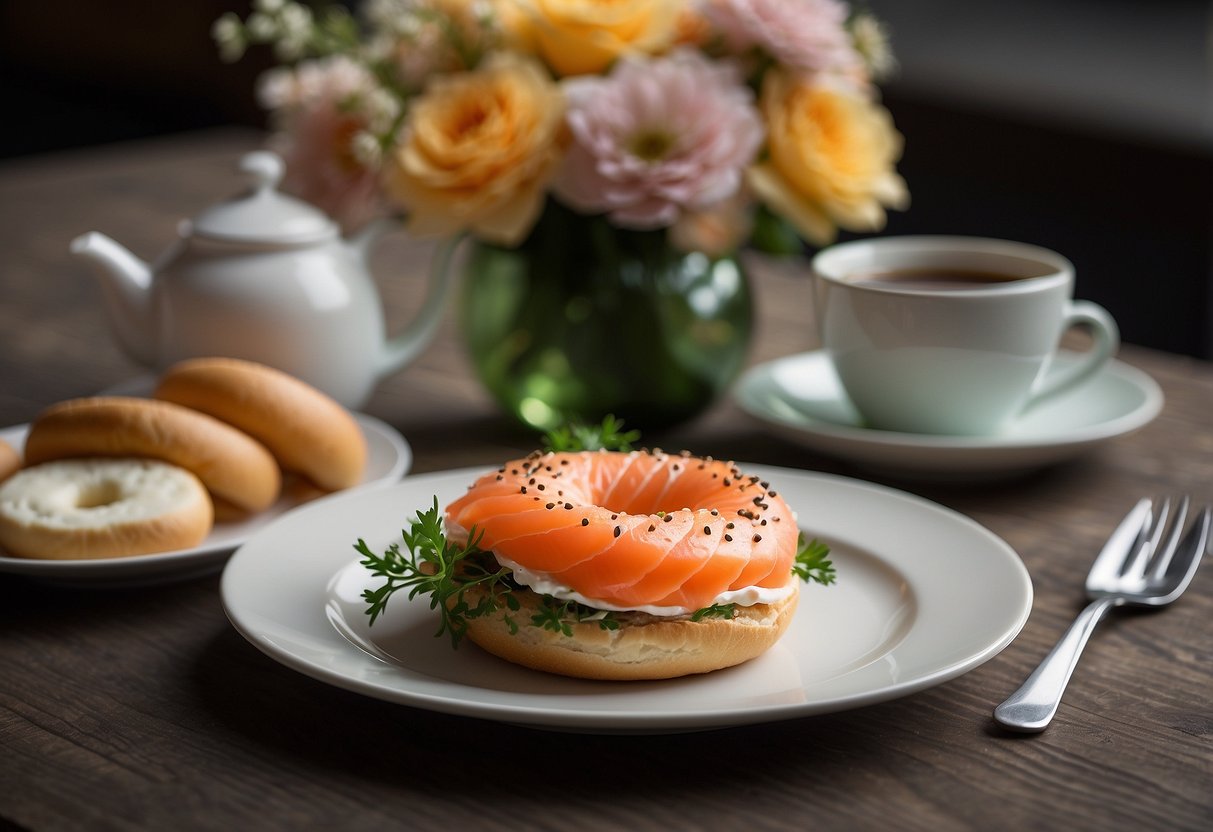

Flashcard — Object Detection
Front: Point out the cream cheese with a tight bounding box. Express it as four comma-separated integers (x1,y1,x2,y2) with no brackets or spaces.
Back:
496,554,796,617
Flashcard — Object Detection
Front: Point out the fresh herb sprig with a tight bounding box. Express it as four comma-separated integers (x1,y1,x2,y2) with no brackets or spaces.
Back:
793,534,836,585
543,414,641,452
691,603,737,621
359,499,622,644
357,497,511,644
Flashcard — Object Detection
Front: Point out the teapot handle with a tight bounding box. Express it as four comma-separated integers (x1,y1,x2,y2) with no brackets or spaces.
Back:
366,227,462,379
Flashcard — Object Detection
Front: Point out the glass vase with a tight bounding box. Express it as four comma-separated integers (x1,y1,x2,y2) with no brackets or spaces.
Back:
459,201,753,432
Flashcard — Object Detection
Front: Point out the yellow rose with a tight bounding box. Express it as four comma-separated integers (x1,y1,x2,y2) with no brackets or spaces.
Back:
505,0,684,76
384,55,566,246
749,70,909,246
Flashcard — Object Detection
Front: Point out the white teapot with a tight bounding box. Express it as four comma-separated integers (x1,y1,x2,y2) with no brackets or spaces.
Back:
72,151,454,408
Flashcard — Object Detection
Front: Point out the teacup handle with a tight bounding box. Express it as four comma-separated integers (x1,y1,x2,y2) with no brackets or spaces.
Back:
1023,300,1119,411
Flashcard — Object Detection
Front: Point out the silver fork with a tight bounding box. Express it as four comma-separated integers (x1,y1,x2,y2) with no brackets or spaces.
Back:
994,497,1211,733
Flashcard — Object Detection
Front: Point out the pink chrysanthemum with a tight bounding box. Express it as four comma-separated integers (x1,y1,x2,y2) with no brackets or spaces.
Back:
555,49,764,230
703,0,862,78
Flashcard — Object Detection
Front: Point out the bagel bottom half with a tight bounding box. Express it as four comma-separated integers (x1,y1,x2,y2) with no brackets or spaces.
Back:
458,582,800,681
0,458,213,560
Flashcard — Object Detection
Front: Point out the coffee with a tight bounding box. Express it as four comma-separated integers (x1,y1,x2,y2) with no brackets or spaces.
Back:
848,268,1038,291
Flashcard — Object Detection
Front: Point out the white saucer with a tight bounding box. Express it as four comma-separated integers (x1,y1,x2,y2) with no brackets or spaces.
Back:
734,350,1163,480
0,414,412,586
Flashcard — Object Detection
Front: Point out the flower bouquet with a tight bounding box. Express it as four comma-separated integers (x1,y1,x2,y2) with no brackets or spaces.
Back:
215,0,908,430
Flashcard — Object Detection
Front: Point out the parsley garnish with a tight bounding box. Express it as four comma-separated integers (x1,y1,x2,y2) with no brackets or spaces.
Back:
359,499,619,644
691,603,737,621
543,414,641,452
793,534,836,585
356,497,509,645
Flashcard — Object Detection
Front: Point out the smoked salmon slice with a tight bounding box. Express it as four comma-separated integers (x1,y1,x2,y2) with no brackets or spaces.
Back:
445,449,799,612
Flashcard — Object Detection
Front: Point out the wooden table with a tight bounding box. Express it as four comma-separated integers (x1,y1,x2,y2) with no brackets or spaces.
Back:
1,129,1210,831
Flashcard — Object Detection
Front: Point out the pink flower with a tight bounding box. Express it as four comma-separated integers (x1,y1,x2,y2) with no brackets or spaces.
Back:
702,0,862,79
555,49,764,230
258,56,394,230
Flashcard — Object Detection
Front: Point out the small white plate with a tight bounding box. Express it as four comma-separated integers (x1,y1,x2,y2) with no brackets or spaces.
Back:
0,415,412,585
221,465,1032,734
735,350,1163,480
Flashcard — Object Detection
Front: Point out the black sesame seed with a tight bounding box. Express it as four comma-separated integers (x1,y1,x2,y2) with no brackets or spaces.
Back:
648,524,655,532
704,526,711,535
537,483,545,491
545,502,554,509
753,534,762,542
768,490,777,497
521,486,528,494
613,526,622,538
724,534,733,542
581,518,589,526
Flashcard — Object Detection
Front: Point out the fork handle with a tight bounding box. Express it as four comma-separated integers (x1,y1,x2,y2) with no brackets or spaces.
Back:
993,596,1118,732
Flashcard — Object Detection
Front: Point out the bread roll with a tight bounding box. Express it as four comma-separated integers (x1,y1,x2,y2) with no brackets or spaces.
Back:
154,357,366,491
22,396,280,515
0,438,18,484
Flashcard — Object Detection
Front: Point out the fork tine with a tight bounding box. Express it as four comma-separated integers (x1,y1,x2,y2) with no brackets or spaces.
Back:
1087,498,1153,588
1148,496,1190,580
1120,497,1169,579
1156,507,1211,604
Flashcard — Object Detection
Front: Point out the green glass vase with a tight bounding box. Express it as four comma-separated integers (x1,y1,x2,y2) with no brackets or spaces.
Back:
459,201,754,432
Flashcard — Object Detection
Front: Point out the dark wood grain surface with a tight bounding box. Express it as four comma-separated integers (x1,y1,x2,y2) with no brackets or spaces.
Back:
1,129,1210,831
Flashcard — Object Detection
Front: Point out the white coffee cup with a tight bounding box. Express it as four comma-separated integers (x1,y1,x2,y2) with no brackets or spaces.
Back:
812,236,1119,435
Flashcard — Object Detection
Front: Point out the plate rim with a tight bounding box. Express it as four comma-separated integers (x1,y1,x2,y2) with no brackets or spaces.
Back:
221,464,1033,732
0,413,412,580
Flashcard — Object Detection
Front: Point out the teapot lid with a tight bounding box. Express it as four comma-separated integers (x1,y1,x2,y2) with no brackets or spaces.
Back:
189,151,337,244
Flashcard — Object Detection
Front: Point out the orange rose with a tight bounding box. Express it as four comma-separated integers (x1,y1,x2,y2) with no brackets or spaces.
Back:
748,70,908,245
384,55,565,246
505,0,684,76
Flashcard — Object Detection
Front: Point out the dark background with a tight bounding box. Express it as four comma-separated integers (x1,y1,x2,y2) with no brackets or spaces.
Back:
2,0,1209,358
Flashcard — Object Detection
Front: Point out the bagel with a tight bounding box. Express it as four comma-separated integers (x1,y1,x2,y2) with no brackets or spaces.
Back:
460,580,799,680
0,438,18,484
0,458,213,559
22,397,280,515
153,357,366,491
420,449,823,680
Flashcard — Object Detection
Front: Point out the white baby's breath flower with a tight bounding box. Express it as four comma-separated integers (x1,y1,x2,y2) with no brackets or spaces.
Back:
851,13,897,80
351,131,383,167
365,0,416,37
364,87,401,133
254,0,285,13
256,67,294,110
212,13,246,62
272,4,315,59
246,12,276,41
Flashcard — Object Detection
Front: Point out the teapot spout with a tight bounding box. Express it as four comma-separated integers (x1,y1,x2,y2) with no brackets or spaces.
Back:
70,232,158,366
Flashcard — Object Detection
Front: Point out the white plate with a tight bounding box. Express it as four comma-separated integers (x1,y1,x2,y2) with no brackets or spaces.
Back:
0,415,412,585
735,350,1163,480
221,465,1032,733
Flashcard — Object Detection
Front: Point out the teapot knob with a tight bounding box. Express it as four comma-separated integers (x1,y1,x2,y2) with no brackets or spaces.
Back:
240,151,285,191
